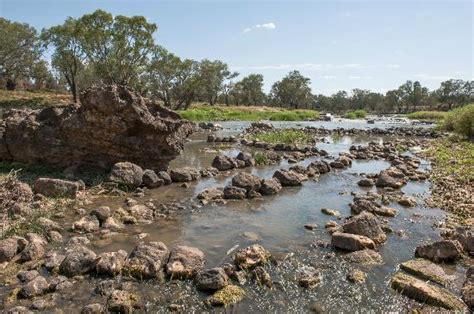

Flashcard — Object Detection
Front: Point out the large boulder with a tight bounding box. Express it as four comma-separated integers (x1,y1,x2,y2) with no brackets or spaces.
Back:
0,85,193,170
231,172,262,193
212,155,238,171
342,212,387,244
415,240,463,262
169,167,200,182
273,169,303,186
59,246,97,277
259,178,282,195
124,242,169,279
331,232,376,251
34,178,83,198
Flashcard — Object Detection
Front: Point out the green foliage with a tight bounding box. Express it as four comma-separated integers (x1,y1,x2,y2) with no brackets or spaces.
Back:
440,104,474,138
179,105,318,121
195,59,237,105
253,152,268,165
428,138,474,183
230,74,266,106
345,109,367,119
406,111,447,121
247,129,313,145
270,70,313,109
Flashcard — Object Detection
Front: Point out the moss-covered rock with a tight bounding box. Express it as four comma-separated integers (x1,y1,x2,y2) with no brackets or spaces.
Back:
207,285,245,306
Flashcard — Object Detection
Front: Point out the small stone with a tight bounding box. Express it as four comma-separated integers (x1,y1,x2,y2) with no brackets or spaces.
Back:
195,267,229,291
321,208,340,216
347,269,367,283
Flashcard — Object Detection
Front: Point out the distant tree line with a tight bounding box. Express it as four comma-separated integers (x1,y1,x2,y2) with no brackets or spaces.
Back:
0,11,472,113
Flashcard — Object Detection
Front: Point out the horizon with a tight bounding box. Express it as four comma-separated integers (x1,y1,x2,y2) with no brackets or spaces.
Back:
1,0,473,95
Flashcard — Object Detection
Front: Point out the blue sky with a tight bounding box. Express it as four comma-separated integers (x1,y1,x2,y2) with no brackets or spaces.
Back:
1,0,472,94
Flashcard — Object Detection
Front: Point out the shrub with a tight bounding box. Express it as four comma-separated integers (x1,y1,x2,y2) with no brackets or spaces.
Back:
248,129,313,145
440,104,474,138
345,109,367,119
406,111,447,121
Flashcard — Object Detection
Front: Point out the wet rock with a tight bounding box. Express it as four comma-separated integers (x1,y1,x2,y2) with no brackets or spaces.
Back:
17,270,39,282
398,196,417,207
128,204,153,221
321,208,340,217
259,178,282,195
107,289,140,313
236,152,255,167
96,250,127,276
349,198,378,215
67,236,90,246
5,306,32,314
73,215,100,233
20,233,47,262
298,267,322,289
346,269,367,283
142,169,163,188
231,172,262,193
391,272,466,310
223,186,247,200
400,258,449,286
451,227,474,256
44,251,65,271
307,160,331,174
241,232,260,242
212,155,237,171
195,267,229,291
108,162,144,187
197,187,224,201
342,212,387,243
37,217,63,232
233,244,271,270
415,240,463,262
169,167,200,182
273,169,303,186
0,238,21,262
357,178,374,187
33,178,83,198
90,206,113,223
375,169,405,189
207,284,245,306
166,245,204,279
49,275,72,291
304,224,318,230
252,266,272,288
124,242,169,279
30,295,57,311
59,246,97,277
81,303,105,314
373,206,397,217
331,232,376,251
157,171,172,185
462,266,474,310
343,249,383,264
19,276,49,299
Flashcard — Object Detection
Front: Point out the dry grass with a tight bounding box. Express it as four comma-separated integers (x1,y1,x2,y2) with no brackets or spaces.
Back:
0,89,72,112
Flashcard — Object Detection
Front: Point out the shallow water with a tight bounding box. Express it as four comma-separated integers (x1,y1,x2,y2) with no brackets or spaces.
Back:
69,120,466,312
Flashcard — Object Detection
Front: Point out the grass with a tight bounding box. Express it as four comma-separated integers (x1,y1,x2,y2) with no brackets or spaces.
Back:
439,104,474,139
0,89,71,112
345,109,367,119
0,162,65,185
406,111,448,121
247,129,313,145
428,138,474,183
178,105,319,122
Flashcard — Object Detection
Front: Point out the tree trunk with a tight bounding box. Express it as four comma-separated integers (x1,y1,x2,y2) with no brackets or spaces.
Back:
6,78,16,91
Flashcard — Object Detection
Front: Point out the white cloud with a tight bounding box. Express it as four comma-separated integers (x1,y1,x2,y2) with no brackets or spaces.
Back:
243,22,276,33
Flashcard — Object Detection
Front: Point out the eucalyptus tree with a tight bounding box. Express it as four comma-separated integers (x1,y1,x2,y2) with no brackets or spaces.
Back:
270,71,313,109
235,74,266,106
196,59,237,105
0,18,42,90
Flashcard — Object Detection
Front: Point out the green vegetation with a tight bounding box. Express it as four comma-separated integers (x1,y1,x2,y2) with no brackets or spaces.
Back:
345,109,367,119
179,105,318,122
247,129,313,145
429,138,474,183
439,104,474,138
253,152,268,165
406,111,448,121
0,162,65,185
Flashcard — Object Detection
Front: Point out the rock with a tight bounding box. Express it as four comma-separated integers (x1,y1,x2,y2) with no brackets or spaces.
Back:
90,206,113,223
342,212,387,243
73,215,100,233
124,242,169,279
17,270,39,282
273,169,303,186
197,187,224,201
59,246,97,277
308,302,326,313
400,258,449,286
357,178,374,187
108,162,143,187
298,267,322,289
231,172,262,193
49,275,72,291
19,276,49,299
20,233,46,262
375,170,405,189
331,232,376,251
374,206,397,217
252,266,272,288
398,196,417,207
451,227,474,256
46,230,62,243
166,246,204,279
223,186,247,200
157,171,172,185
207,284,245,306
33,178,82,198
346,269,367,283
5,306,32,314
259,178,282,195
195,267,229,291
0,238,20,262
44,251,65,271
81,303,104,314
96,250,127,276
462,266,474,310
321,208,340,217
304,224,318,230
415,240,463,262
141,169,163,188
107,289,140,313
241,232,260,242
212,155,237,171
391,272,466,310
169,167,200,182
30,296,57,311
343,249,383,264
233,244,271,270
37,217,63,232
128,204,153,221
349,198,378,215
307,160,331,174
236,152,255,167
0,85,193,170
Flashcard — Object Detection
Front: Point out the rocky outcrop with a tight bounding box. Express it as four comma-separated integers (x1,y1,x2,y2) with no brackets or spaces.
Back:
0,85,193,170
342,212,387,244
415,240,463,263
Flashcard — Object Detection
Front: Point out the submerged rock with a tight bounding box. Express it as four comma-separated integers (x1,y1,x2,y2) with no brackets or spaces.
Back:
207,284,245,306
391,272,466,310
343,249,383,265
415,240,463,262
321,208,340,217
233,244,271,270
346,269,367,283
331,232,376,251
0,85,193,170
400,258,449,286
107,289,141,313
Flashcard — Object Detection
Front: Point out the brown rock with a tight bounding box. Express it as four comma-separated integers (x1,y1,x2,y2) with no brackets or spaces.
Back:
415,240,463,262
331,232,376,251
166,246,204,279
342,212,387,243
34,178,83,198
